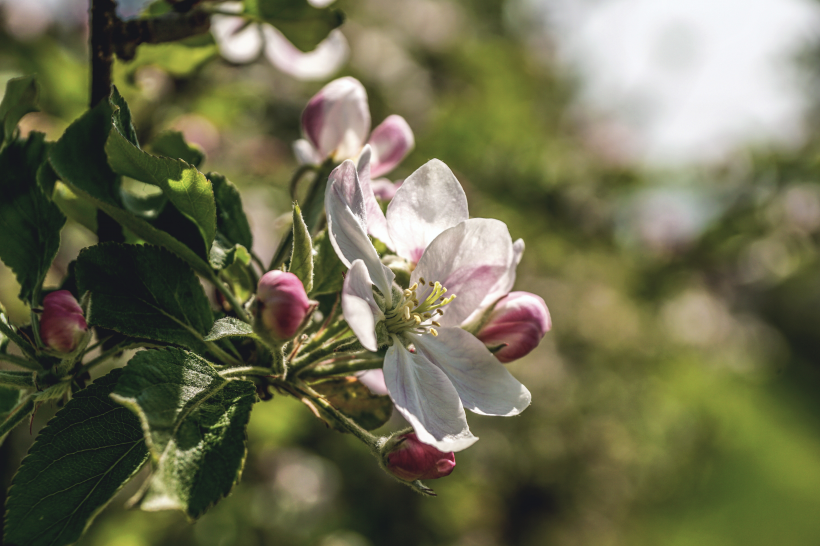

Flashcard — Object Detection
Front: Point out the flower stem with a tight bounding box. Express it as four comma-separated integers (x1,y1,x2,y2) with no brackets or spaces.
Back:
77,340,145,375
219,366,274,378
0,370,36,388
0,352,41,371
290,337,363,373
296,320,349,358
301,357,383,379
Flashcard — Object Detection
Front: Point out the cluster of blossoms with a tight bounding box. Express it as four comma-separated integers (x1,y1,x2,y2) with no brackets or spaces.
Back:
33,77,550,488
254,77,551,481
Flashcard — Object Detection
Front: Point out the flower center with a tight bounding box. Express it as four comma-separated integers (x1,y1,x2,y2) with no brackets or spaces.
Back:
383,277,456,337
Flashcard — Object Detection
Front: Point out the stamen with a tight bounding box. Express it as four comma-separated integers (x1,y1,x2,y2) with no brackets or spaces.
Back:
430,328,439,337
419,277,425,284
432,321,441,327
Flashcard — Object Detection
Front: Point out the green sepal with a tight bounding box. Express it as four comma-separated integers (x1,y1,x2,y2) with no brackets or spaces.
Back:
289,203,314,293
310,229,347,296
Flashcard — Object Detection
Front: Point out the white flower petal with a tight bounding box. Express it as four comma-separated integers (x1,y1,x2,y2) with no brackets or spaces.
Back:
384,342,478,452
325,160,395,302
413,328,531,416
302,76,370,160
357,145,394,250
308,0,336,5
386,159,468,263
411,218,514,327
292,138,322,165
368,115,414,178
263,26,349,81
463,238,525,325
212,16,263,64
355,369,389,396
342,259,383,351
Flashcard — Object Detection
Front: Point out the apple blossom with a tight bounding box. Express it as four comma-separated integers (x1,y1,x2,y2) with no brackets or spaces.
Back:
256,271,313,341
384,433,456,481
324,156,533,452
476,291,551,363
211,3,349,81
39,290,87,353
295,77,414,177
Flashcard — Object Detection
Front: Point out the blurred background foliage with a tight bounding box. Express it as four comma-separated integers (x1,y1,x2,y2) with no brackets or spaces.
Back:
3,0,820,545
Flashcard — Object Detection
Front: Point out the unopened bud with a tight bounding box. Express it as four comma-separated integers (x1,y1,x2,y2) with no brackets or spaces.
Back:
384,433,455,481
476,291,551,363
302,76,370,161
256,271,312,341
40,290,88,353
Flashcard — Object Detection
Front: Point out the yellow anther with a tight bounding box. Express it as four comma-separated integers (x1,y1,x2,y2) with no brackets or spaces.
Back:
429,281,434,287
414,314,422,324
410,283,418,291
432,321,441,327
403,306,411,320
430,328,439,337
419,277,425,284
423,313,431,319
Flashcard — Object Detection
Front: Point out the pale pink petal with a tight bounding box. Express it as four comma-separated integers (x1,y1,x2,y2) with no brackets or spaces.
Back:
355,369,389,396
367,115,414,178
342,259,383,351
212,15,263,64
411,219,514,327
462,238,524,326
371,178,402,201
292,138,322,165
262,26,349,81
384,341,478,452
386,159,468,263
357,145,394,250
413,328,531,416
302,76,370,160
325,160,395,303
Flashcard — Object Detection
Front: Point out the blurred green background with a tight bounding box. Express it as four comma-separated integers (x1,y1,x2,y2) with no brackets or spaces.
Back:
4,0,820,545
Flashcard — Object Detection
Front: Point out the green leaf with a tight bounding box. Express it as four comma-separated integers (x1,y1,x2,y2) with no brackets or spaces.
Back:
311,376,393,431
311,230,346,296
0,132,67,303
204,317,258,341
0,75,38,147
244,0,344,52
110,86,139,147
211,242,255,304
49,101,214,278
209,172,253,250
111,348,255,519
150,130,205,168
106,124,217,253
116,40,218,79
289,204,314,293
3,370,149,546
75,243,214,353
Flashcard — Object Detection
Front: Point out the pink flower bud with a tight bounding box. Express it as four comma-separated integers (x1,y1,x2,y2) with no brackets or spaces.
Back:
476,291,551,363
40,290,87,353
385,433,456,481
256,271,313,341
301,76,370,161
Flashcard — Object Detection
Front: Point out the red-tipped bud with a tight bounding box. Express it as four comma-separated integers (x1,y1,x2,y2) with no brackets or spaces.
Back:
476,291,551,363
40,290,87,353
256,271,312,341
385,433,456,481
